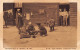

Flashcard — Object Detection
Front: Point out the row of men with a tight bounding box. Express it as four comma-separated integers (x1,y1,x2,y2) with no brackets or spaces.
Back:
59,9,70,26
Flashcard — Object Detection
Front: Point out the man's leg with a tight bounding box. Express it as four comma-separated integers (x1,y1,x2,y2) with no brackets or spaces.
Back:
59,17,61,26
61,21,62,26
18,27,21,34
63,19,64,26
63,20,66,26
53,25,54,31
64,18,66,26
50,26,52,32
5,20,7,27
44,30,47,36
61,16,63,26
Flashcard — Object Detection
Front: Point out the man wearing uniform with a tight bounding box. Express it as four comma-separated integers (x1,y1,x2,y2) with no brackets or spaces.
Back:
20,22,34,39
59,9,63,26
3,12,8,27
16,9,21,27
48,19,55,32
26,22,35,35
37,23,47,36
62,8,68,26
17,13,23,34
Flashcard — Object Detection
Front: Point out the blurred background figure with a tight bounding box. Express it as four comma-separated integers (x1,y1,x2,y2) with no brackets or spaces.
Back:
59,9,63,26
48,18,55,32
26,22,35,35
16,9,21,27
3,12,8,28
62,8,68,26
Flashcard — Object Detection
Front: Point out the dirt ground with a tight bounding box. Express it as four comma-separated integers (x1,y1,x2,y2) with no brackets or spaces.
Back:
3,26,77,47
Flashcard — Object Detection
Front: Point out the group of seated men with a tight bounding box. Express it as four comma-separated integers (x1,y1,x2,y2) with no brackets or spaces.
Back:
17,18,55,39
19,22,48,39
16,12,55,39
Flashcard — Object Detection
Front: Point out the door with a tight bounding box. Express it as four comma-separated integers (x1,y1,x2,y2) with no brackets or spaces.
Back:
59,4,70,26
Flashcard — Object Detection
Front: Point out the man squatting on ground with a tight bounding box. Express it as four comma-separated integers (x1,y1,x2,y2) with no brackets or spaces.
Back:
3,12,8,28
37,23,47,36
20,22,47,39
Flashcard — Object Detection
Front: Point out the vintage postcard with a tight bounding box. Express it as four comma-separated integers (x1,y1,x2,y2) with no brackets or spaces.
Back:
0,0,80,50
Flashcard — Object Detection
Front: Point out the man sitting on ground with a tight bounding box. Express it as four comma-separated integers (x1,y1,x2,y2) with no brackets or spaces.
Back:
26,22,35,35
37,23,47,36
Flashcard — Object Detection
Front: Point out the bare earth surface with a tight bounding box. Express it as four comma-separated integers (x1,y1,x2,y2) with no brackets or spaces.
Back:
3,26,77,47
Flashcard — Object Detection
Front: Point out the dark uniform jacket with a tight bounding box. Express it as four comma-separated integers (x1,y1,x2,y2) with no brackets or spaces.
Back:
17,15,23,28
3,12,8,21
28,24,35,31
48,19,55,27
39,25,47,35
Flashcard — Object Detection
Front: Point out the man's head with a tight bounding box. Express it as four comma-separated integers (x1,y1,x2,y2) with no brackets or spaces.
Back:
28,22,32,25
17,9,20,12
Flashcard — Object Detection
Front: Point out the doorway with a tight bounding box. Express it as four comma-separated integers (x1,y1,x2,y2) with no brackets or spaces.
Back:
13,8,22,25
59,4,70,26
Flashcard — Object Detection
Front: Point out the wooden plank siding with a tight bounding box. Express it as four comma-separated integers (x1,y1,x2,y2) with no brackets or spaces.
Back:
22,3,59,26
70,3,77,26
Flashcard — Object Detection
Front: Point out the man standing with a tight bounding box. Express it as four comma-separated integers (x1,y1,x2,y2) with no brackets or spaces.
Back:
17,13,23,34
59,9,63,26
16,9,21,27
48,19,55,32
62,8,68,26
3,12,8,27
60,15,63,26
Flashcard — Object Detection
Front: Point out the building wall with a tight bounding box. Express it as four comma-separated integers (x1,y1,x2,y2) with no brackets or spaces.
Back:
70,3,77,26
3,3,77,26
22,3,59,25
3,3,14,25
3,3,14,11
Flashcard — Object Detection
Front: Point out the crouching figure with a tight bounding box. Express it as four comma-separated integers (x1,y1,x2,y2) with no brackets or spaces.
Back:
37,23,47,36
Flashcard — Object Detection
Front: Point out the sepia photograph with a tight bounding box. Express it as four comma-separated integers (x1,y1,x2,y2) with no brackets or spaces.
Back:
3,2,77,47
